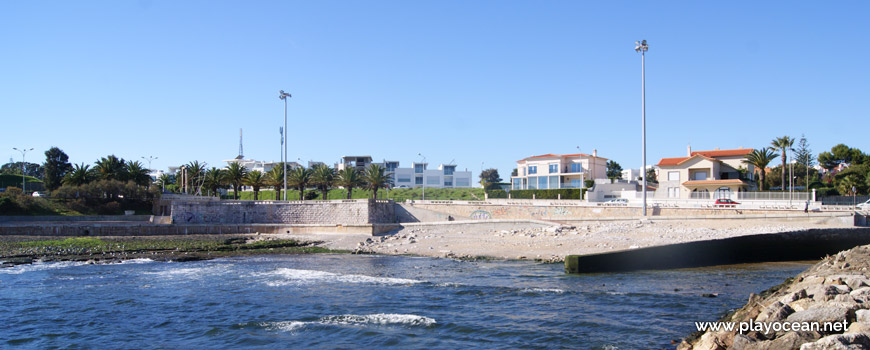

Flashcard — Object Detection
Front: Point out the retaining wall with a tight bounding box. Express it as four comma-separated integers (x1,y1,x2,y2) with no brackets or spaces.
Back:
170,199,395,224
406,202,852,222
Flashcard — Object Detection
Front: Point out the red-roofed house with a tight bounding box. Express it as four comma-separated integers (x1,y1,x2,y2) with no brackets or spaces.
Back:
655,146,756,199
511,150,608,190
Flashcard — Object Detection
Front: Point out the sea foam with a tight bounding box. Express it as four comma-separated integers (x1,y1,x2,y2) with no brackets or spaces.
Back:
261,268,423,286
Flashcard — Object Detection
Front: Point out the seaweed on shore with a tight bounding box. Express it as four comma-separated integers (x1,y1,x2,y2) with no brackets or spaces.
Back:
0,236,341,266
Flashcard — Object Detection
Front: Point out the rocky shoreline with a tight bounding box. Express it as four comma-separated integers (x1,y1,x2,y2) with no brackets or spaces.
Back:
679,244,870,349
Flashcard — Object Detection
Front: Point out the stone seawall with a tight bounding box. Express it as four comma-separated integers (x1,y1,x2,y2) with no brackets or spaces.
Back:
170,199,395,225
0,223,383,236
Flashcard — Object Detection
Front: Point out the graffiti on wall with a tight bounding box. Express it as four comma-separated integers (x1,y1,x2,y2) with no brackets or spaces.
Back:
470,210,492,220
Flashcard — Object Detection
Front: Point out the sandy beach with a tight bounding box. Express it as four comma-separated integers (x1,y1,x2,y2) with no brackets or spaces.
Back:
277,216,855,262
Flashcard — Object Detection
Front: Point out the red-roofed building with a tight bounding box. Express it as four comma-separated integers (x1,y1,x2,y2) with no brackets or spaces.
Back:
655,146,756,199
511,150,608,190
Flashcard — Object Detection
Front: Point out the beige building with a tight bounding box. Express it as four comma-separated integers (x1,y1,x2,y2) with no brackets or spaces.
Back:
655,147,756,199
511,151,608,190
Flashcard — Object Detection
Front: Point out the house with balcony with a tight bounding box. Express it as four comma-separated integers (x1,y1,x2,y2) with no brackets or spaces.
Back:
511,151,608,190
655,146,756,199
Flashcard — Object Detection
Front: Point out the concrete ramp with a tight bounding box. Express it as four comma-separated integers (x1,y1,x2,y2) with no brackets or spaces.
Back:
395,203,453,223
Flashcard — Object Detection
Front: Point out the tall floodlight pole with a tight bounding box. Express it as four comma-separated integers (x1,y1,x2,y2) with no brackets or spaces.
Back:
418,153,426,201
279,90,291,201
12,147,33,192
635,40,649,216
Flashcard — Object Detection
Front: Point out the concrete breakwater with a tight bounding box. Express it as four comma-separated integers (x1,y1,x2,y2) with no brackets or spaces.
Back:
679,244,870,349
566,228,870,273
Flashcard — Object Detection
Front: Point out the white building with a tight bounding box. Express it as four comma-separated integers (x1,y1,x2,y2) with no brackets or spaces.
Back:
511,151,608,190
392,162,473,188
223,156,301,173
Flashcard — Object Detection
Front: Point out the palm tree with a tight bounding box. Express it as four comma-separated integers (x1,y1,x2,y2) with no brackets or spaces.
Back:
839,175,860,196
266,165,285,200
203,167,225,197
223,162,248,199
363,164,391,199
335,167,364,199
310,164,335,200
771,136,795,191
286,167,311,200
742,147,779,191
157,173,173,192
93,155,127,181
63,163,92,186
125,161,152,187
243,170,267,200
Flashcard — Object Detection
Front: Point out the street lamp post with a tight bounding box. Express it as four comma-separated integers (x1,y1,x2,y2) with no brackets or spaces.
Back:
418,153,426,201
635,39,649,216
12,147,33,192
279,90,291,201
141,156,158,172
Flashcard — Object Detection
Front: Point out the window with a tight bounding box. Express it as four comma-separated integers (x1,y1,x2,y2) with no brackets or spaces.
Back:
456,178,470,187
512,178,522,190
570,163,583,173
549,176,559,189
527,176,537,189
398,176,411,183
385,162,398,172
414,164,424,173
538,176,548,189
715,187,732,199
668,171,679,181
427,176,440,185
444,181,453,187
571,179,582,188
668,187,680,198
443,167,455,175
522,167,526,176
415,177,423,184
529,166,537,174
693,171,707,181
548,164,558,173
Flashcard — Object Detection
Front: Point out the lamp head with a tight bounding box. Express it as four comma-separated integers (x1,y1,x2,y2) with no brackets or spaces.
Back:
278,90,291,100
635,39,648,53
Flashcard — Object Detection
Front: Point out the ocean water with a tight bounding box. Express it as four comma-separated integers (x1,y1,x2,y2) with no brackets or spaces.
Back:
0,254,808,349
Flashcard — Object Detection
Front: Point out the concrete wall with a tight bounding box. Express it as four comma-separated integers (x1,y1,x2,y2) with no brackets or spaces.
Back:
170,199,395,225
404,201,851,221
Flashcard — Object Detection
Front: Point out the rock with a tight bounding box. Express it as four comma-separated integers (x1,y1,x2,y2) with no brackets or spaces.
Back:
781,289,809,304
789,299,817,312
733,331,822,350
798,333,870,350
694,332,727,350
808,285,850,302
857,310,870,323
847,322,870,334
785,306,851,325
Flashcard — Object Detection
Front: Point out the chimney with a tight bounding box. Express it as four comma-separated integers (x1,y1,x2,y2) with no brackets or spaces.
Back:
687,144,692,157
593,149,597,157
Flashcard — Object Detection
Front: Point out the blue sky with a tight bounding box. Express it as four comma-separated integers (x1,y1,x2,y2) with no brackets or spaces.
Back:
1,1,867,180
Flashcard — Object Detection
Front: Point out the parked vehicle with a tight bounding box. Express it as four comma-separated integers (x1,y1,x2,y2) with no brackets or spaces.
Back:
858,199,870,211
714,198,739,206
32,191,49,197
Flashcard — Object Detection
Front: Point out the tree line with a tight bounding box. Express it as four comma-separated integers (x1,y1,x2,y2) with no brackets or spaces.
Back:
163,162,393,201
